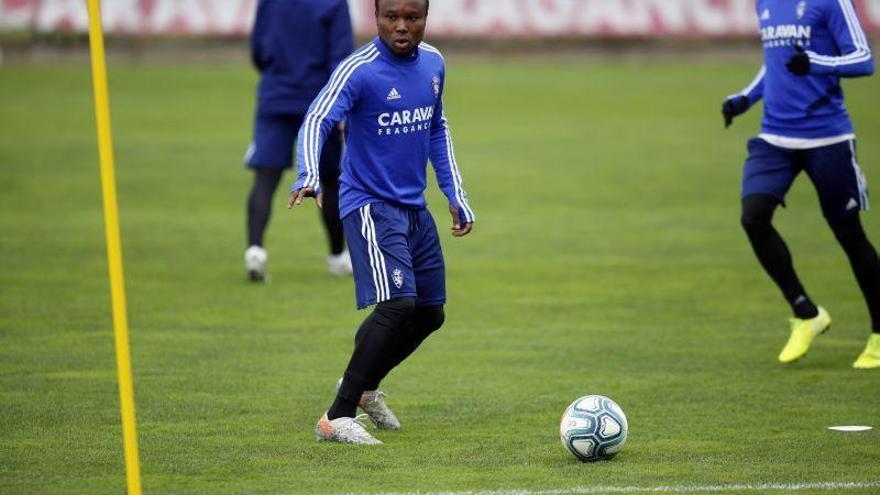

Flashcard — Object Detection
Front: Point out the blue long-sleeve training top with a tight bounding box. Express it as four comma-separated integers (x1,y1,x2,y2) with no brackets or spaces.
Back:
733,0,874,141
251,0,354,116
292,38,475,224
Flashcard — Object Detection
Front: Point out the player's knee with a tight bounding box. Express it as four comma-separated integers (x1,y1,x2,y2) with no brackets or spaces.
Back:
741,195,777,232
740,211,768,233
829,215,867,248
251,169,282,202
417,305,445,333
255,167,283,189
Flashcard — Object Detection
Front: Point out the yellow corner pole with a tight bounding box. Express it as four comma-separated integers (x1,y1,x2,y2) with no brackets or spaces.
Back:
85,1,143,494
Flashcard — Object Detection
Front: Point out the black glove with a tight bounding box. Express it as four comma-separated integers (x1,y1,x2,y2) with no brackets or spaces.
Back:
722,95,751,128
786,45,811,76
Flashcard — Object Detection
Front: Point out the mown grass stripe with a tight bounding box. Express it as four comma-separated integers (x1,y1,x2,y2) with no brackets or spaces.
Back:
360,481,880,495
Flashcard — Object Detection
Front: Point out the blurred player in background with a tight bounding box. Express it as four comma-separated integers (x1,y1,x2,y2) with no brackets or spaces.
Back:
288,0,475,444
723,0,878,368
244,0,354,281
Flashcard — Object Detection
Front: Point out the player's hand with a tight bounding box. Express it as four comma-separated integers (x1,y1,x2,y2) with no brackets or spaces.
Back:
722,95,750,128
287,187,323,210
786,45,811,76
449,204,473,237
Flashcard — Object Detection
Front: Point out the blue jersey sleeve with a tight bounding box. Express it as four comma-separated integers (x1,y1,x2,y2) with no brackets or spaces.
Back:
732,65,766,107
807,0,874,77
326,0,354,76
428,66,475,224
293,59,363,192
728,2,766,108
250,0,270,72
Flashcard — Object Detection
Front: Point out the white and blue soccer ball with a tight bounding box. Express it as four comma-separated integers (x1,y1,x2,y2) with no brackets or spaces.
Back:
559,395,628,462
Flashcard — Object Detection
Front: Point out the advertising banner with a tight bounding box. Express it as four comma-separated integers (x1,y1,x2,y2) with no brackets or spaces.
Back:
2,0,879,38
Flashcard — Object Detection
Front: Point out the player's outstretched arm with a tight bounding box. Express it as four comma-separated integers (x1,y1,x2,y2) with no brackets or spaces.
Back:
791,0,873,77
722,65,765,128
288,120,326,211
288,119,326,212
428,90,475,237
288,45,369,212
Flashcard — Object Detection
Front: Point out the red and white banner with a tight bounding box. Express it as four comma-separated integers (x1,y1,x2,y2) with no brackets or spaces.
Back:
1,0,879,37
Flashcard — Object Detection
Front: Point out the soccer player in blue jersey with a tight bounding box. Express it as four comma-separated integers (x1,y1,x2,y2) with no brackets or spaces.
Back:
723,0,879,368
288,0,475,444
243,0,354,282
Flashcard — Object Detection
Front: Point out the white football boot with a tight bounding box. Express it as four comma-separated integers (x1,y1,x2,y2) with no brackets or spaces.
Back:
244,245,268,282
335,378,401,430
314,413,383,445
359,390,401,430
327,250,353,277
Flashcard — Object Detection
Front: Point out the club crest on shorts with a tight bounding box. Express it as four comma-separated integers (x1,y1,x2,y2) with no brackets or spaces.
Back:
392,268,404,289
432,76,441,98
796,1,806,19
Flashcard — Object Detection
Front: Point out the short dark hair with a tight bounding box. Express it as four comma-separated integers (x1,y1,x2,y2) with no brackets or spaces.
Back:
375,0,429,15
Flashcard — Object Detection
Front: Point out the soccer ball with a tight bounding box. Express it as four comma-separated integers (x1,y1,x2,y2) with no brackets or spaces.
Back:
559,395,627,462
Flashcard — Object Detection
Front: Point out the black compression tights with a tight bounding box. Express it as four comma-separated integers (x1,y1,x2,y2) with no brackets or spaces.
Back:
364,304,445,391
319,171,345,255
741,194,818,319
742,193,880,330
245,168,344,254
329,299,446,420
247,168,284,248
828,214,880,333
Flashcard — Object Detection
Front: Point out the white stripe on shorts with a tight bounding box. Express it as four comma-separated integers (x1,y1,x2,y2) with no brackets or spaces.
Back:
243,142,256,165
360,204,389,303
849,141,869,210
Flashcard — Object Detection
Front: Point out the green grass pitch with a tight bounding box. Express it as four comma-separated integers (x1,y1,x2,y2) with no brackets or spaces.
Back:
1,53,879,494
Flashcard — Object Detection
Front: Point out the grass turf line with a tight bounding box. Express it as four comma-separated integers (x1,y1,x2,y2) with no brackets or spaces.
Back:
361,481,880,494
